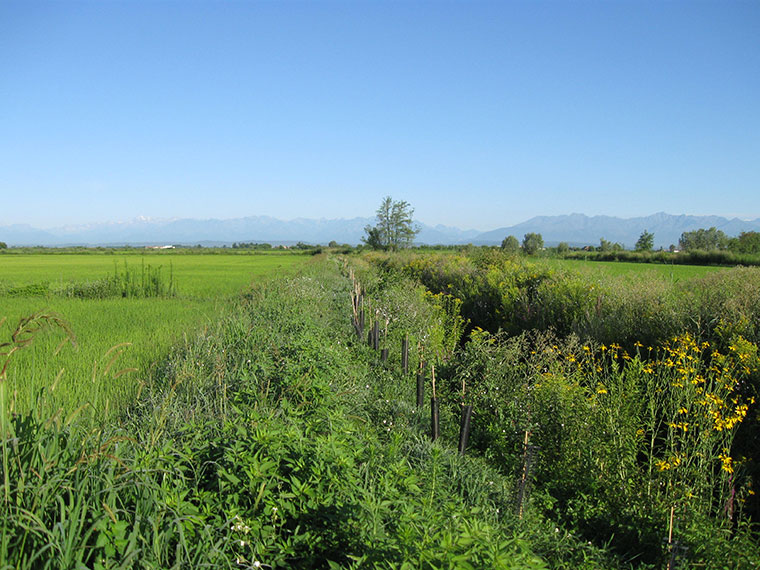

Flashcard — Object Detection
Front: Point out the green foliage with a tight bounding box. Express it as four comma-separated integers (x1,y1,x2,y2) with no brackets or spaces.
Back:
679,227,729,251
599,237,624,252
522,233,544,255
232,241,272,249
4,252,759,568
729,231,760,254
1,253,309,420
501,235,520,253
635,230,654,252
563,247,760,267
443,328,760,566
556,241,569,254
0,241,7,249
363,196,419,251
0,259,561,569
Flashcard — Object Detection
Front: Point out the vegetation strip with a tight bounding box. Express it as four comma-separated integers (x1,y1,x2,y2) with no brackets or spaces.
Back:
1,252,758,568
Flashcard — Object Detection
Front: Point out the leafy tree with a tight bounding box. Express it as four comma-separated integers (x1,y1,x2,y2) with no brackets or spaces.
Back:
728,231,760,254
500,235,520,253
599,238,623,252
635,230,654,252
0,241,6,249
556,241,570,254
362,226,385,250
363,196,419,250
678,227,728,251
522,232,543,255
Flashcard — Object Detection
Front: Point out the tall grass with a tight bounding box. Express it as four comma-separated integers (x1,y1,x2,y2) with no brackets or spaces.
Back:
0,257,567,569
364,250,760,565
0,253,309,420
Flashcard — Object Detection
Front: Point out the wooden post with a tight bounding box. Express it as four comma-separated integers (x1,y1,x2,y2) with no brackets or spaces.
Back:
431,398,440,441
458,404,473,455
416,373,425,407
431,365,439,441
517,430,533,519
373,320,379,351
381,348,389,362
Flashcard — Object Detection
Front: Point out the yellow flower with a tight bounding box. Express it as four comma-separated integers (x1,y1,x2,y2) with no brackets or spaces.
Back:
719,452,734,474
656,459,670,471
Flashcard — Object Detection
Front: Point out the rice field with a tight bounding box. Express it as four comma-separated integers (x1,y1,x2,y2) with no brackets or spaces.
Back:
544,257,725,280
0,251,310,419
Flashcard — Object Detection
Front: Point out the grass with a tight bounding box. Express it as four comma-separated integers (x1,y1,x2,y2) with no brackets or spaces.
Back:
0,255,617,569
543,257,726,280
1,252,757,567
0,251,307,297
0,252,309,419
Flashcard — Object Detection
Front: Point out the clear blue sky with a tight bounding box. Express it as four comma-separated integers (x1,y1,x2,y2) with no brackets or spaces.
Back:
2,0,758,231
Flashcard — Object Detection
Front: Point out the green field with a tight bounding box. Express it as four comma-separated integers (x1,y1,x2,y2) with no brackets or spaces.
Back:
2,251,759,568
544,257,726,280
0,252,309,418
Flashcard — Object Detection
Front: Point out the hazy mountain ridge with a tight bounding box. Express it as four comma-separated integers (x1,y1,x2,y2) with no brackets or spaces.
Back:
1,213,759,248
474,213,760,248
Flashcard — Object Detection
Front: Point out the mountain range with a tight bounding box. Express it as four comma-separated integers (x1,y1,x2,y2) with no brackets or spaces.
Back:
1,213,759,249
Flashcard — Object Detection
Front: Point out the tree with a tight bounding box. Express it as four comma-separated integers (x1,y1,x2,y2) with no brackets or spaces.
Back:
556,241,569,254
728,231,760,254
678,227,728,251
0,241,6,249
635,230,654,252
522,232,543,255
501,235,520,253
599,238,623,252
363,196,419,250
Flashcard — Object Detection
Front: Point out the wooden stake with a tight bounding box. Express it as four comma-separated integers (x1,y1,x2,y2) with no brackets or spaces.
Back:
458,404,473,455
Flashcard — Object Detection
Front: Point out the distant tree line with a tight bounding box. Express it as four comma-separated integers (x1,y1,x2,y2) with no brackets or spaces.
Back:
232,242,273,250
678,227,760,254
497,227,760,258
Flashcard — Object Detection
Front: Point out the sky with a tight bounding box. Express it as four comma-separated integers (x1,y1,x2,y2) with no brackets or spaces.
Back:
1,1,758,231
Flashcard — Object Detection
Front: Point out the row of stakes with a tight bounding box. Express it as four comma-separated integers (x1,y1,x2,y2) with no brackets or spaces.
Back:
349,276,474,456
347,265,688,555
348,268,539,518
